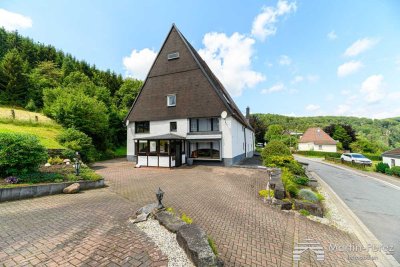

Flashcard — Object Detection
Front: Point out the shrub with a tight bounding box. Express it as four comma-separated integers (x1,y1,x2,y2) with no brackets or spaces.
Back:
166,207,175,214
316,192,325,202
281,168,299,197
79,167,102,181
265,155,305,176
286,182,299,197
48,156,64,165
298,189,319,203
57,128,95,162
299,209,310,216
363,153,382,161
375,162,390,173
294,176,309,185
262,140,291,165
0,133,48,176
18,172,63,184
4,176,19,184
25,99,37,111
259,189,274,198
181,213,193,224
385,168,393,176
295,151,342,158
61,149,76,160
391,166,400,177
208,237,218,256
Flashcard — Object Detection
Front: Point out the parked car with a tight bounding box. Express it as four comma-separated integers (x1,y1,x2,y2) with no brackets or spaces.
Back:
340,153,372,166
256,143,264,148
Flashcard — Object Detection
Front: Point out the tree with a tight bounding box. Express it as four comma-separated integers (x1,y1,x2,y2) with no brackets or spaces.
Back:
114,78,142,111
264,124,284,143
57,128,95,162
29,61,62,107
332,125,352,150
0,49,29,106
249,114,267,143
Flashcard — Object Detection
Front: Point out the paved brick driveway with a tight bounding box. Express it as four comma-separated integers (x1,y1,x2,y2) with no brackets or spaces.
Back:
95,159,375,267
0,188,167,266
0,159,376,267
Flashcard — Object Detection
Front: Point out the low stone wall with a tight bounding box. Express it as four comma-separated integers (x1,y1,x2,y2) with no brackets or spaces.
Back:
0,179,104,202
269,168,285,200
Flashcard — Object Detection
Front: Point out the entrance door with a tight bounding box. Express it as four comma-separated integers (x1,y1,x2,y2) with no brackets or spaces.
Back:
175,142,182,167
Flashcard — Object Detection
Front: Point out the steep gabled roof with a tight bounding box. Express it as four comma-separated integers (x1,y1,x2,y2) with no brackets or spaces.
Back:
125,24,252,129
299,127,337,145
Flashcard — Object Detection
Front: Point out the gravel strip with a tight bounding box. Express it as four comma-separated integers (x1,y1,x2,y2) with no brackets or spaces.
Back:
136,218,195,267
307,185,353,233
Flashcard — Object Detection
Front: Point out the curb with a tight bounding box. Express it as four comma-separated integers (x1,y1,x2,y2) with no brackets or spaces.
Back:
311,171,399,267
0,179,105,202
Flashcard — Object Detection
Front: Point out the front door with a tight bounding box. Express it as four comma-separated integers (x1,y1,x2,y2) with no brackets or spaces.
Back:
175,142,182,167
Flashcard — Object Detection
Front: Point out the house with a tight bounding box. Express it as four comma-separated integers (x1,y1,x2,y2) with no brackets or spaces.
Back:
125,24,255,167
382,148,400,167
298,127,337,152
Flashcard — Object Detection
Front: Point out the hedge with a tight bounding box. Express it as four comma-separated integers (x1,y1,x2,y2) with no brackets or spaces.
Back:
295,151,342,158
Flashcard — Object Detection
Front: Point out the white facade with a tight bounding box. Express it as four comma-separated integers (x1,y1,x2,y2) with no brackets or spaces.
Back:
383,156,400,167
298,142,337,152
127,116,255,166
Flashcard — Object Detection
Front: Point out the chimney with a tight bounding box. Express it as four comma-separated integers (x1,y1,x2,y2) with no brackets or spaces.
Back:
246,106,250,119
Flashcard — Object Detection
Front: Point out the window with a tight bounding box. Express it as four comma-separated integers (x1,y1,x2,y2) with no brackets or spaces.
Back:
167,94,176,107
391,159,395,167
189,141,220,159
135,121,149,133
167,52,180,60
318,145,322,150
189,118,219,132
170,121,177,132
160,140,169,154
149,141,157,154
138,140,148,154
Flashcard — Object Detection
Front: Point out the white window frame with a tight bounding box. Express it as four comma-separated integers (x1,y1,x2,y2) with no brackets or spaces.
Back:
167,94,176,107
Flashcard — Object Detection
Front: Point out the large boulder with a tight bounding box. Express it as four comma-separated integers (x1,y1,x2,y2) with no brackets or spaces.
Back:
294,199,323,217
131,203,157,223
176,224,220,267
155,211,186,233
63,183,80,194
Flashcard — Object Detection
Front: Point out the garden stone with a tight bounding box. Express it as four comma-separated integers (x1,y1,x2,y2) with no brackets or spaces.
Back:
155,211,186,233
44,163,51,167
63,183,80,194
135,164,141,168
269,169,285,199
176,224,219,267
272,199,292,210
131,203,157,223
294,199,323,217
63,159,71,164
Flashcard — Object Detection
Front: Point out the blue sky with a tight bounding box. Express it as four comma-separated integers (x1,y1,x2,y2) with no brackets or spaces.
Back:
1,0,400,119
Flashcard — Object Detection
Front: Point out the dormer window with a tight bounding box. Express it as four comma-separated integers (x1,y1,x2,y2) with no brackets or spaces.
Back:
167,52,180,60
167,94,176,107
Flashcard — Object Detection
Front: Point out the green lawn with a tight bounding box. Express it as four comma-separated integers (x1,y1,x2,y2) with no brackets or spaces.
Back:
0,123,64,149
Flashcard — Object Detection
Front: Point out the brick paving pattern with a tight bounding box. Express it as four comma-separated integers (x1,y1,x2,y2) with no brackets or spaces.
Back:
95,159,375,267
0,188,167,267
0,158,376,266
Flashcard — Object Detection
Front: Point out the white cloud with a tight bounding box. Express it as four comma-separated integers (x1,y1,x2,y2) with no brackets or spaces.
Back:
360,74,385,103
261,83,284,94
291,75,304,83
251,0,297,41
305,104,320,112
327,31,337,40
123,48,157,79
0,9,32,31
278,55,292,66
337,60,363,77
340,89,351,96
344,38,379,57
306,74,319,83
335,104,350,115
198,32,265,96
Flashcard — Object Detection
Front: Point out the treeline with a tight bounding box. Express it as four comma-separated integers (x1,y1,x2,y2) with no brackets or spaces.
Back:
0,28,142,158
250,113,400,152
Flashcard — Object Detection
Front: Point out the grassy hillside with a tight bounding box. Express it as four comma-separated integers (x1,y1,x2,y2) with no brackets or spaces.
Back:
0,107,64,149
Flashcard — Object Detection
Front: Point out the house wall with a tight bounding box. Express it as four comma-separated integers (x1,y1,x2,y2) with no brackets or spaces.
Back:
298,142,337,152
127,116,255,166
383,156,400,167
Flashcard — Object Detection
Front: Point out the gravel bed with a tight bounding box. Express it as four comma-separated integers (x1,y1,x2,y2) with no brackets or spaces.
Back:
136,218,195,267
307,185,353,233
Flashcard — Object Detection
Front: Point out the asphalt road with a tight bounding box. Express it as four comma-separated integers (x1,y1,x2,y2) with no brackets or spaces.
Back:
296,157,400,263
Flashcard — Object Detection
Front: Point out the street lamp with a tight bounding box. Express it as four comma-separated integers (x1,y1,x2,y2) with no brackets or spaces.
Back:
74,152,81,176
156,187,165,209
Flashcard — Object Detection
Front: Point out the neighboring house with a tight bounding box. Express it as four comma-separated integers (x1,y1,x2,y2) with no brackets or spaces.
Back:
382,148,400,167
125,24,255,167
298,128,337,152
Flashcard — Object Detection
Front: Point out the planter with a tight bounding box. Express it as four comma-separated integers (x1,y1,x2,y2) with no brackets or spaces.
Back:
187,158,194,166
0,179,104,202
